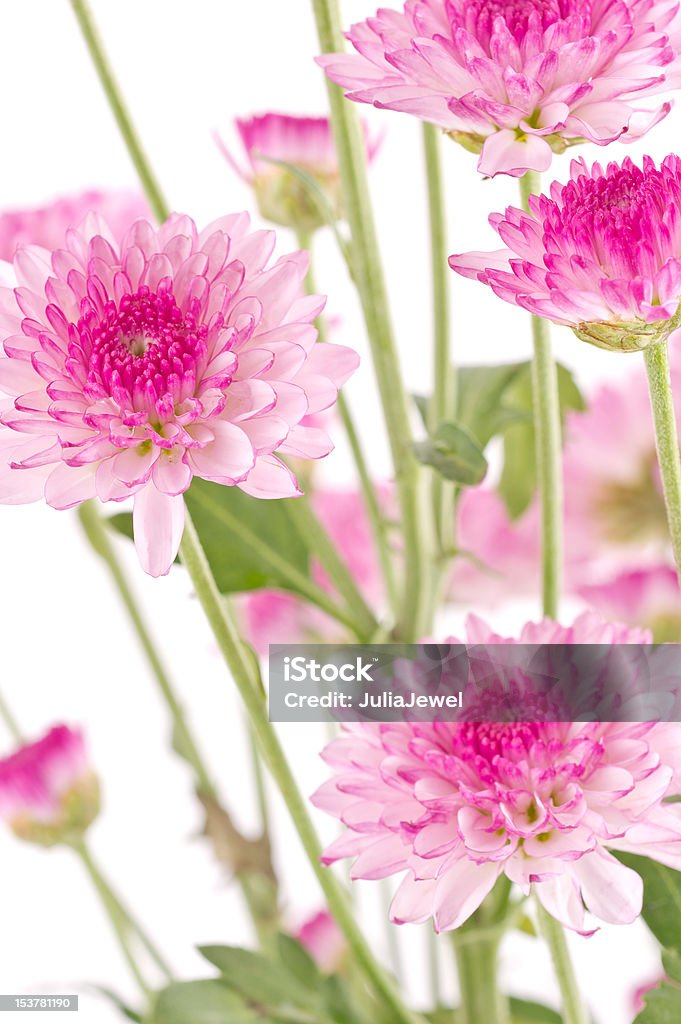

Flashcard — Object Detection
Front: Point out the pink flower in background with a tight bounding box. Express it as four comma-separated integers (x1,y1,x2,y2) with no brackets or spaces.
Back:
0,191,149,261
0,725,99,846
0,212,358,575
579,566,681,641
218,113,381,231
295,910,347,973
318,0,679,177
450,364,681,606
313,614,681,934
451,156,681,350
238,485,389,652
451,487,541,605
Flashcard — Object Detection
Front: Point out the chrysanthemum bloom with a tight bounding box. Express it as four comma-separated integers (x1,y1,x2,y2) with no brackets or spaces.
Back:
219,113,381,232
451,156,681,349
238,485,389,652
294,910,348,973
0,212,359,575
0,191,149,261
313,613,681,933
318,1,679,178
0,725,99,847
580,566,681,642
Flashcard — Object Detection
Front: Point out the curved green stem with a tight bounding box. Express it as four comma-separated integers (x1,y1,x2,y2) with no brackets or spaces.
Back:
297,231,399,618
69,0,169,223
179,506,423,1024
644,340,681,586
518,171,562,619
312,0,428,641
284,497,378,639
535,901,589,1024
422,124,456,557
74,841,160,1000
77,501,216,799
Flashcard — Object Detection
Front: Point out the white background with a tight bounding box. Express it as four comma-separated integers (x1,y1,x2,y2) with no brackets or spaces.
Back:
0,1,672,1021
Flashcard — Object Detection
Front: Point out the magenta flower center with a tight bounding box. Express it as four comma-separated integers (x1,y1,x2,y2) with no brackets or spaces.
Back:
551,165,671,276
451,721,546,763
451,0,589,49
78,286,214,413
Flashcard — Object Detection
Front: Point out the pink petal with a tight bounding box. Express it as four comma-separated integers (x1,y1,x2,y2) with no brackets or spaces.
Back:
238,455,302,499
133,486,185,578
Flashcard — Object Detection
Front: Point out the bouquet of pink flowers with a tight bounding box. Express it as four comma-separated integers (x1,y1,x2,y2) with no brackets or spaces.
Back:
3,1,681,1022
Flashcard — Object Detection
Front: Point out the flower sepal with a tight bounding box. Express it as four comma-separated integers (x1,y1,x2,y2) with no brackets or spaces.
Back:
10,772,100,848
572,317,680,354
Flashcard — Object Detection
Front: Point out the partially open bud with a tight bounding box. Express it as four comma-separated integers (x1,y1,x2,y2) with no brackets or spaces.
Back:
218,113,381,233
0,725,100,847
294,910,348,973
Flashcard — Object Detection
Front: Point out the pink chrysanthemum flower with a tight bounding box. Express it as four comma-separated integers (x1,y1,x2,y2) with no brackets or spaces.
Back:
294,910,348,973
0,725,99,846
580,566,681,641
313,613,681,933
0,212,358,576
451,155,681,350
218,113,381,232
0,191,149,261
317,0,679,178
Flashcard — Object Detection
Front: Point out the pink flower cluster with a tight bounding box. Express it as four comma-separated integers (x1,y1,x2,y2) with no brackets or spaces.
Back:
319,0,680,177
314,615,681,933
0,211,358,575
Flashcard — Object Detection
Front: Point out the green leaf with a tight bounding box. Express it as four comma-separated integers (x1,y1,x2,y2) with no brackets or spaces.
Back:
199,945,321,1014
110,477,311,595
92,986,142,1022
275,933,321,991
634,953,681,1023
148,980,259,1024
509,997,562,1023
616,854,681,953
498,361,584,519
456,363,532,449
414,422,488,485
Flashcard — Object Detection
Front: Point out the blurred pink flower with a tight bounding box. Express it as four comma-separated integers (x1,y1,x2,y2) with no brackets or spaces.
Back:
318,1,678,178
451,363,681,607
313,613,681,934
238,485,389,652
451,156,681,349
0,212,358,576
0,725,99,846
218,113,381,231
632,976,664,1014
0,191,149,261
294,910,347,973
579,566,681,641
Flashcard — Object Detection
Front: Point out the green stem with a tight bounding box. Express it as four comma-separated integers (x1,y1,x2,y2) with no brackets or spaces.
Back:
518,171,562,619
312,0,428,640
179,506,423,1024
0,689,24,745
426,928,442,1008
422,123,456,556
535,901,589,1024
451,931,510,1024
77,501,216,799
73,841,153,999
644,340,681,586
284,497,378,640
69,0,169,223
297,231,399,618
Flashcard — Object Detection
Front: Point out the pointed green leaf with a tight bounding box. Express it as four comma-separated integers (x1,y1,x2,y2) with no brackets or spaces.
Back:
148,980,259,1024
616,854,681,953
414,422,488,485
